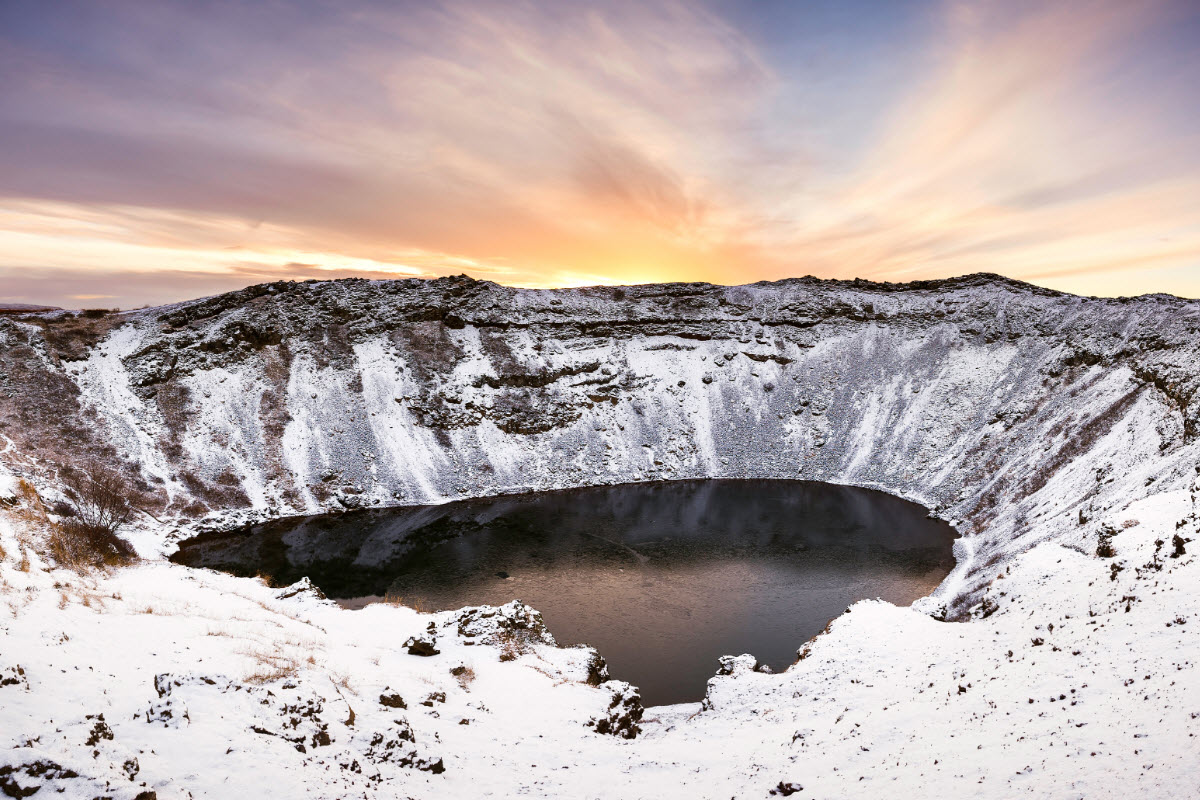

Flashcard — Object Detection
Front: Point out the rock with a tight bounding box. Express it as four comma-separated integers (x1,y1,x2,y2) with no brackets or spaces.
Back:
0,758,80,798
586,681,643,740
0,665,28,691
362,719,420,767
274,577,328,602
403,635,440,657
148,673,331,751
1172,533,1189,557
417,757,445,774
584,651,610,686
715,653,762,677
451,601,557,660
0,473,18,506
974,598,999,619
83,714,113,747
336,492,364,509
378,688,407,709
420,692,446,707
146,673,196,727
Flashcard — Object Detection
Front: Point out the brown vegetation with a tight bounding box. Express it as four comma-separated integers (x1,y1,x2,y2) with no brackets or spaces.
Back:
19,309,122,363
241,646,302,684
48,465,138,570
451,664,476,690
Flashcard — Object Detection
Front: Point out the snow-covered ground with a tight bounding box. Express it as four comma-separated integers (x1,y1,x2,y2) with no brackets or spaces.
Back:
3,478,1197,798
2,274,1199,797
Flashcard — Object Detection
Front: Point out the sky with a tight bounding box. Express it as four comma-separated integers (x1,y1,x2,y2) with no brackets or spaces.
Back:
1,0,1199,308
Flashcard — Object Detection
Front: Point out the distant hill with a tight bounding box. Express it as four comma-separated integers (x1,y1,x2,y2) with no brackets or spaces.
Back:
0,302,61,313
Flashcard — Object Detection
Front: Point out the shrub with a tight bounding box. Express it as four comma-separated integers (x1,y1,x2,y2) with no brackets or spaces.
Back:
48,465,137,569
49,519,137,569
60,466,134,531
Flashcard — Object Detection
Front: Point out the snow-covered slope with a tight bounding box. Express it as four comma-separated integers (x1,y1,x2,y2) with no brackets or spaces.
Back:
2,273,1199,797
6,273,1199,610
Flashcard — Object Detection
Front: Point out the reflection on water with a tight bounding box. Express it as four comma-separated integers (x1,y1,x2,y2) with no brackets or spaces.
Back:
172,480,957,705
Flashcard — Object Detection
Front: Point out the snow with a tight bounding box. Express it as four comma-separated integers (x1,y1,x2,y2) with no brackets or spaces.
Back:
0,471,17,505
73,323,178,500
3,275,1200,797
3,483,1198,798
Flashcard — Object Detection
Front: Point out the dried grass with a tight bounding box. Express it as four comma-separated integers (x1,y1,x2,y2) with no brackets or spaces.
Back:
14,479,47,526
48,521,137,572
453,665,476,690
494,629,531,662
240,646,302,684
376,592,427,612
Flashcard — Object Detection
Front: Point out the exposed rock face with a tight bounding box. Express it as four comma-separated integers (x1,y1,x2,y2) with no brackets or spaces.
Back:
3,273,1200,614
404,634,441,657
586,680,644,739
378,688,407,709
0,757,80,797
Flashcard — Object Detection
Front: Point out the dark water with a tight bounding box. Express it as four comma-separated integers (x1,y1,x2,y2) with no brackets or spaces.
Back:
172,480,957,705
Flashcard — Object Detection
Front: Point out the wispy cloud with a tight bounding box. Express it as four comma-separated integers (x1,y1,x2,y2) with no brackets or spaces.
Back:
1,0,1198,306
750,0,1200,295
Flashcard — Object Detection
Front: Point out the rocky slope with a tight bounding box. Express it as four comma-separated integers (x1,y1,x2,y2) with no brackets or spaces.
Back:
3,273,1199,613
3,273,1200,798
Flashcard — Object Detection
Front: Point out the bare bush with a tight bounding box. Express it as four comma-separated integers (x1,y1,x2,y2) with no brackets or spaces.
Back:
49,465,137,569
60,466,134,531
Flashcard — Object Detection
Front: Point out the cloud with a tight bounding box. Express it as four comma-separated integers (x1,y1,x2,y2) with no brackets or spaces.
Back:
1,0,1198,304
0,0,783,301
747,0,1200,294
5,0,781,282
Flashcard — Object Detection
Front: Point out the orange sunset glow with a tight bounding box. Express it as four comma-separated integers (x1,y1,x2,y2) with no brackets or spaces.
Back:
2,0,1199,307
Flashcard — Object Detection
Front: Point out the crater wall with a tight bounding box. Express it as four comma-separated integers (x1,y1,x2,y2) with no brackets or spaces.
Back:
3,273,1199,614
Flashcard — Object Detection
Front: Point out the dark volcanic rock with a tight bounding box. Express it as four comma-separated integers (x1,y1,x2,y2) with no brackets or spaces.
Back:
404,636,440,657
586,680,644,740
